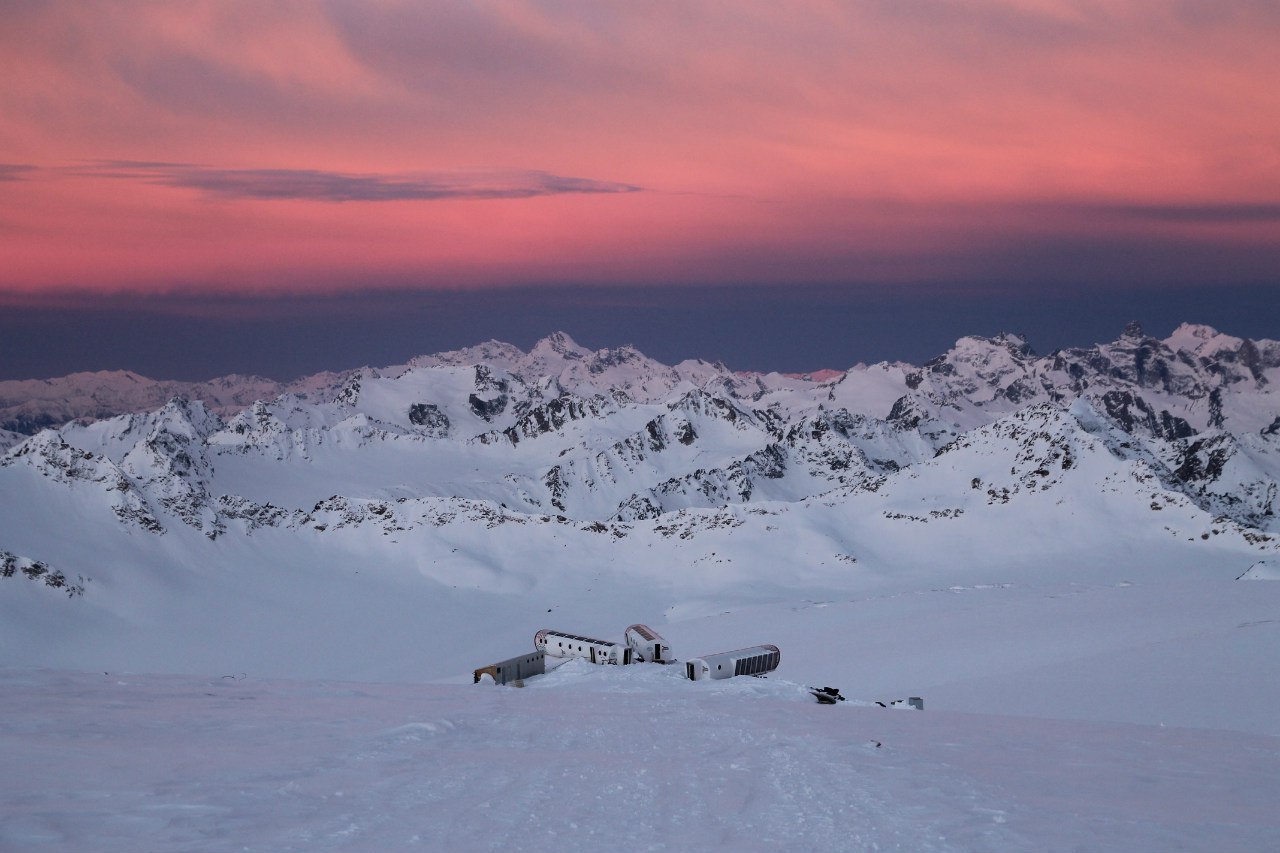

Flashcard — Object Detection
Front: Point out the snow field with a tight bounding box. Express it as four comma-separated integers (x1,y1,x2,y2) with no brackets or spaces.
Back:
3,666,1277,853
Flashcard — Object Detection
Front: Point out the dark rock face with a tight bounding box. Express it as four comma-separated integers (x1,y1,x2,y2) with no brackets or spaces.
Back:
502,395,606,444
748,443,787,479
468,393,508,422
887,396,923,430
408,403,451,436
1000,379,1037,404
644,418,666,452
925,355,955,376
1235,339,1266,382
675,421,698,446
543,466,568,511
334,376,361,406
473,365,510,394
1174,436,1232,484
1208,389,1225,430
1099,391,1195,442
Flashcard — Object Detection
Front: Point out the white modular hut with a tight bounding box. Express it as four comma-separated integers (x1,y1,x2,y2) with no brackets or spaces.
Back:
624,623,672,663
535,629,634,665
684,644,780,681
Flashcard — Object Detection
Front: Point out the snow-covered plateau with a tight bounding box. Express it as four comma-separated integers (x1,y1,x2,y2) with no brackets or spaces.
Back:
2,323,1279,851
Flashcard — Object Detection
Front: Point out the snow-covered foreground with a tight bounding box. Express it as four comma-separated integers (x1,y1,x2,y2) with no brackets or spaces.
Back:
3,665,1278,853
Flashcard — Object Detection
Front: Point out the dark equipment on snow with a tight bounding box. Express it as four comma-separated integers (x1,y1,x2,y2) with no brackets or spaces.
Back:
810,685,846,705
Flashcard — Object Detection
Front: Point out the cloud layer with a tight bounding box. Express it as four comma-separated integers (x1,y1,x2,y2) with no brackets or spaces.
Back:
0,164,33,181
78,162,642,202
0,1,1277,296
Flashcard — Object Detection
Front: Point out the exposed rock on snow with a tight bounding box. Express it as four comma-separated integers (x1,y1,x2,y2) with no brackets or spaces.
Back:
1,550,85,597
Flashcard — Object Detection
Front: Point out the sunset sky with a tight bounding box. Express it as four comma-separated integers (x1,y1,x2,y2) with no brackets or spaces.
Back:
2,1,1278,378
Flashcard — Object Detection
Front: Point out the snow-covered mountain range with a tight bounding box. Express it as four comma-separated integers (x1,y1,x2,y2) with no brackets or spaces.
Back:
3,322,1276,533
0,322,1276,682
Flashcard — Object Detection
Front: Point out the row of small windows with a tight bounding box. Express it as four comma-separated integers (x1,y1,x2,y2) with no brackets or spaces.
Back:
547,632,617,647
733,651,780,677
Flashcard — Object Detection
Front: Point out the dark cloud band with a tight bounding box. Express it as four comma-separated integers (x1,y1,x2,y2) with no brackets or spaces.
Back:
77,161,643,202
0,164,34,181
1099,203,1280,224
1020,200,1280,225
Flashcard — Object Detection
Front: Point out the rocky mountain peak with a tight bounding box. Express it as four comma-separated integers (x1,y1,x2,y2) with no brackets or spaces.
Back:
1163,323,1244,358
1121,320,1145,340
531,331,589,361
152,397,225,440
997,332,1034,357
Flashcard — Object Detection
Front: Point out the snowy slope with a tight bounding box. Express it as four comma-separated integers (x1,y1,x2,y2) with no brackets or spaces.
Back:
3,666,1278,853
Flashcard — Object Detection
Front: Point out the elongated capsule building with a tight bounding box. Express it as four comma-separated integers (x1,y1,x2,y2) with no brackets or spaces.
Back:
624,623,672,663
684,644,780,681
535,628,634,665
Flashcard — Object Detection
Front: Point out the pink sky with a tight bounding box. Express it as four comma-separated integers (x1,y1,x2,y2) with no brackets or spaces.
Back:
2,1,1278,299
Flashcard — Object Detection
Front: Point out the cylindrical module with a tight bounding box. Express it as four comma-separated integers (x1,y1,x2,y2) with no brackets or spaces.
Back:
534,628,632,665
